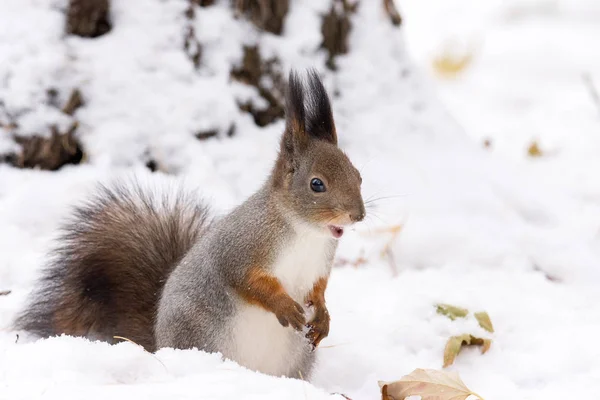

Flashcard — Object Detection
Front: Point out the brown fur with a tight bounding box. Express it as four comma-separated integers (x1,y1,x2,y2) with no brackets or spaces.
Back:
236,266,306,330
15,181,209,351
271,70,364,229
16,70,364,372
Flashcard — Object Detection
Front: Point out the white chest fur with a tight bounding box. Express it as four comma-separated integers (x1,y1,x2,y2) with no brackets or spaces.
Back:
272,230,333,302
225,230,334,377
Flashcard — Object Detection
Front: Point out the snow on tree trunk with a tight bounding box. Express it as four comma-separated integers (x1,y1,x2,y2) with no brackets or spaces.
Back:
0,0,404,172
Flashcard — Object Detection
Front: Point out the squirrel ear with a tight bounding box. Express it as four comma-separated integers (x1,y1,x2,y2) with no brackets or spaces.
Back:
305,69,337,146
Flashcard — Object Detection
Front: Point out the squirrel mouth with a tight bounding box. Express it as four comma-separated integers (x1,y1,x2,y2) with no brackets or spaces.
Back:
328,225,344,239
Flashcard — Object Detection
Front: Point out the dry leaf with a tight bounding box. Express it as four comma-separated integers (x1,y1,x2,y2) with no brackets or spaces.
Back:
443,334,492,368
0,290,11,296
474,311,494,333
527,141,542,157
432,48,474,78
379,368,484,400
473,337,492,354
334,249,367,269
436,303,468,320
368,224,403,236
362,224,403,277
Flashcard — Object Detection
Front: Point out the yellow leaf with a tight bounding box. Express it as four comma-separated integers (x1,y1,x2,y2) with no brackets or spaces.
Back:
527,141,543,157
469,336,492,355
379,368,484,400
474,311,494,333
432,52,474,78
443,334,492,368
443,334,469,368
436,303,468,320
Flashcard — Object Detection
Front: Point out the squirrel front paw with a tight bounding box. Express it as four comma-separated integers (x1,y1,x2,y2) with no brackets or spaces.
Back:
306,305,330,349
274,296,306,330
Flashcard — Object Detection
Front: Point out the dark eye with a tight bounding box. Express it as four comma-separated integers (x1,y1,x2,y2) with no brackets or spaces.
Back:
310,178,326,193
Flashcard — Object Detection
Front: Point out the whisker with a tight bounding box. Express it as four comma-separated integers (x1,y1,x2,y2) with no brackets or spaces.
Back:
356,157,377,174
364,194,412,204
365,213,386,224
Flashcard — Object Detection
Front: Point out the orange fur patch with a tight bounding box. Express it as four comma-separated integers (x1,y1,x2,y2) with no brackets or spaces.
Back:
305,276,328,306
238,267,287,313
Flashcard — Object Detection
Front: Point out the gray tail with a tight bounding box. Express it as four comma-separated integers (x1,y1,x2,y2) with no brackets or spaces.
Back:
14,178,210,351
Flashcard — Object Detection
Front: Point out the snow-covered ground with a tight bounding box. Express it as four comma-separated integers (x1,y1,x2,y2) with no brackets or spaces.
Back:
2,0,600,398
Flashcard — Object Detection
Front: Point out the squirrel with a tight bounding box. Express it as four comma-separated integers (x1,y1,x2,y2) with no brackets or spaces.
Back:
14,69,365,379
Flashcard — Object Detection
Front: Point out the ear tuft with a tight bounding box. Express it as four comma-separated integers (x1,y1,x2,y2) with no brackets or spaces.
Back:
282,69,337,157
285,70,306,138
305,69,337,145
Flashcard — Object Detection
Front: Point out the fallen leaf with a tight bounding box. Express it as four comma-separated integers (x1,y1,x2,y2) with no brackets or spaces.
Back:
444,334,469,368
334,249,367,269
474,311,494,333
0,290,11,296
432,49,474,78
527,141,542,157
379,368,484,400
436,303,468,320
361,224,404,277
443,334,492,368
471,336,492,354
368,225,403,236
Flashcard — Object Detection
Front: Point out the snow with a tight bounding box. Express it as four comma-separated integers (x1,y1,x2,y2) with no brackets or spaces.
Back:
1,0,600,399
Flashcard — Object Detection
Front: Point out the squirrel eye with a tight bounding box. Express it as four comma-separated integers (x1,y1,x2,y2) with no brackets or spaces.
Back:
310,178,326,193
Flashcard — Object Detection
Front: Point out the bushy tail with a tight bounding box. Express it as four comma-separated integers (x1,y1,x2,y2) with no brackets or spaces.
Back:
14,178,210,351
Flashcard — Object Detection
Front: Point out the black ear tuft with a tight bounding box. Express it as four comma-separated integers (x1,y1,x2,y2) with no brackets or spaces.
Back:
305,69,337,145
285,70,306,138
283,69,337,156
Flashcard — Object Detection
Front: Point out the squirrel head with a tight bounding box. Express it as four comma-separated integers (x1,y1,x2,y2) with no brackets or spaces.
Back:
271,70,365,239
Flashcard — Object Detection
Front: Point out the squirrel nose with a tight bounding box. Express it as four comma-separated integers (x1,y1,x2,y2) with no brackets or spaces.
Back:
350,209,365,223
